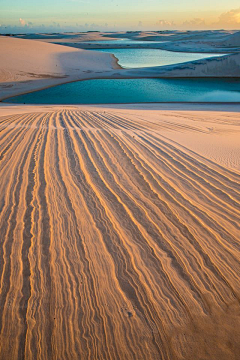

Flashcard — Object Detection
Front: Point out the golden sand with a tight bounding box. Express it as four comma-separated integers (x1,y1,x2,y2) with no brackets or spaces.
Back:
0,108,239,359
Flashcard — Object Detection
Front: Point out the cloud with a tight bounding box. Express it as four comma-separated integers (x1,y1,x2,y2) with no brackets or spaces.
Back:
215,8,240,26
19,18,34,27
156,19,175,28
182,18,205,27
19,18,26,26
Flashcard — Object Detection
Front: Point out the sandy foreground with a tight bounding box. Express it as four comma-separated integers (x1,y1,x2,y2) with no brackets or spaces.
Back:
0,103,239,360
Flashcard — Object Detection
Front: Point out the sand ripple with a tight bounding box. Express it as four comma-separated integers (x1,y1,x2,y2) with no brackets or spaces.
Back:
0,109,240,359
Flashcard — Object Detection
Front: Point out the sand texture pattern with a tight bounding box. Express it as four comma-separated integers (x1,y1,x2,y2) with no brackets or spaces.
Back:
0,108,240,360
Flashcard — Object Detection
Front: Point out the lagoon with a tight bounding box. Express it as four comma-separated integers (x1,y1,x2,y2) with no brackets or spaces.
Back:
94,48,223,68
5,78,240,104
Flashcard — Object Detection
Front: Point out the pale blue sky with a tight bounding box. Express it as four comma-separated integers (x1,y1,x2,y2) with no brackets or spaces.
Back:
1,0,240,32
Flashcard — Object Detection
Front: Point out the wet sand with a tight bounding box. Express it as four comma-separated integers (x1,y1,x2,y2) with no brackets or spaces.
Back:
0,105,239,359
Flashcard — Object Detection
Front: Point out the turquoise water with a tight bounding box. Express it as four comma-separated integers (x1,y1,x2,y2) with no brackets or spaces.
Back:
94,48,223,68
5,78,240,104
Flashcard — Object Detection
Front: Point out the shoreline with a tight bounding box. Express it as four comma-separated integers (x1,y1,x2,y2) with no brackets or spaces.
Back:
1,101,240,113
3,99,240,106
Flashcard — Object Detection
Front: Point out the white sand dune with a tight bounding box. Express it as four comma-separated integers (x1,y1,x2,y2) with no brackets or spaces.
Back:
0,103,239,360
0,36,120,100
134,30,233,42
23,30,238,53
143,31,240,53
125,53,240,78
220,31,240,47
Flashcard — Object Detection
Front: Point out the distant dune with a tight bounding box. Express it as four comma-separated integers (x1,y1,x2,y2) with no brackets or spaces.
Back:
220,31,240,47
17,30,239,53
0,104,240,359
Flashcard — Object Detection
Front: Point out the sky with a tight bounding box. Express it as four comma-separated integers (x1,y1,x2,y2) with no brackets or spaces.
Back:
1,0,240,33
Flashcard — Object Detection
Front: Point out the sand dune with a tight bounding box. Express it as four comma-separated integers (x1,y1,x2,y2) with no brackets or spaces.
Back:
125,53,240,78
0,36,119,83
0,36,120,100
18,30,239,53
220,31,240,47
17,30,236,45
0,106,239,359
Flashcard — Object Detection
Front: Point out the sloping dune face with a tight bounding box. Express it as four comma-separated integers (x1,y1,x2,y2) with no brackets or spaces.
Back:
0,109,240,360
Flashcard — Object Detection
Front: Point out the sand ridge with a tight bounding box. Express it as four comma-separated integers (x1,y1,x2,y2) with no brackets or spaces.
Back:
0,107,239,359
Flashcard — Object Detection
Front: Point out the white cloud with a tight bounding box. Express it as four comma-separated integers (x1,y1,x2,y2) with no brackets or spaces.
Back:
156,19,175,28
215,8,240,27
19,18,26,26
183,18,205,27
19,18,34,27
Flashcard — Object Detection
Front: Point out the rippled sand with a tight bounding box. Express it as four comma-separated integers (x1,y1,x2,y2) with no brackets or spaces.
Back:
0,107,239,359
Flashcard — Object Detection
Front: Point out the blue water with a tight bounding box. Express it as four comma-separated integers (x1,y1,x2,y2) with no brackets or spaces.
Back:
93,48,223,68
5,78,240,104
